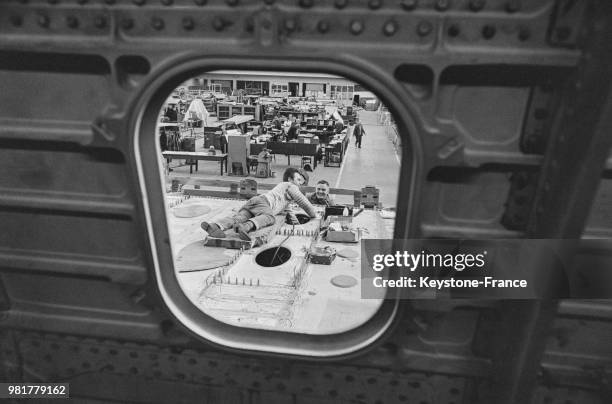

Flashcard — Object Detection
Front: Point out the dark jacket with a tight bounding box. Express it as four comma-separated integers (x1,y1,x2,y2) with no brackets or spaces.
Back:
287,123,300,140
353,123,365,138
307,192,334,206
165,108,178,122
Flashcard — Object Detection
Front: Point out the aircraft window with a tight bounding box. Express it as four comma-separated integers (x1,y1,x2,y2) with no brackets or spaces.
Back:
155,70,402,336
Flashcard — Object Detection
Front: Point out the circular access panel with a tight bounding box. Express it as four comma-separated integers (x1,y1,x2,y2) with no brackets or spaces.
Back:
175,241,229,272
331,275,358,288
255,246,292,267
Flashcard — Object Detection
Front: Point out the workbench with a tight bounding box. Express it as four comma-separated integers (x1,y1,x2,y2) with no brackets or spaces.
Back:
162,151,228,175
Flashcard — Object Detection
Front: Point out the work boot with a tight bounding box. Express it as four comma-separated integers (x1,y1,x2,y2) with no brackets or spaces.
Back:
235,221,254,241
201,221,226,238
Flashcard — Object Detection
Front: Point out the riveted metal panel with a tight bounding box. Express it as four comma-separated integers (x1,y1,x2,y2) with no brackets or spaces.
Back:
0,1,610,403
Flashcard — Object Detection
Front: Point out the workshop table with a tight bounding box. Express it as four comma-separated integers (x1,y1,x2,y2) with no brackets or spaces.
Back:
265,141,320,169
162,151,228,175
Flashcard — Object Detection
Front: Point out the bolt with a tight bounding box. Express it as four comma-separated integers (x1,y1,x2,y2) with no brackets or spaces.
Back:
284,18,297,32
299,0,314,8
401,0,417,11
505,0,521,13
435,0,450,11
469,0,485,11
213,16,226,31
37,14,50,28
518,26,530,41
482,24,495,39
447,23,460,37
182,17,195,30
151,17,164,30
350,19,364,35
9,15,23,27
383,20,398,36
334,0,348,8
94,15,107,29
369,0,383,10
416,20,432,36
66,15,79,29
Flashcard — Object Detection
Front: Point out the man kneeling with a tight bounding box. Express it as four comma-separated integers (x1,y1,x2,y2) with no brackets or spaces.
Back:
201,168,317,241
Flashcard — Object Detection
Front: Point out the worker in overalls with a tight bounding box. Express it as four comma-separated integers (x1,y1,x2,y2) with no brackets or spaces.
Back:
201,168,317,241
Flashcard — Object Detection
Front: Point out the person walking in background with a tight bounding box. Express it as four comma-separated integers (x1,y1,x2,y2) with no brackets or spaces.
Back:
353,118,365,148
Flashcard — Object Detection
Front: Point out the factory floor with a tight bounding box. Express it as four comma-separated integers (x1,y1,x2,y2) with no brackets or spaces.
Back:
164,109,401,334
166,110,402,208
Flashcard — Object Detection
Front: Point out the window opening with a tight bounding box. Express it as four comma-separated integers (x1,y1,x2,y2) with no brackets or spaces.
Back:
156,69,402,336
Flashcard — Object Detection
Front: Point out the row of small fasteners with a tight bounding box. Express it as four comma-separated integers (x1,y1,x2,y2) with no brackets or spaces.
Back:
207,276,260,286
226,248,244,266
276,229,318,237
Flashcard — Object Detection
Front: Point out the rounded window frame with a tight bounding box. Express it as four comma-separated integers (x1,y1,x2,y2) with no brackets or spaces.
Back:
132,55,423,358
